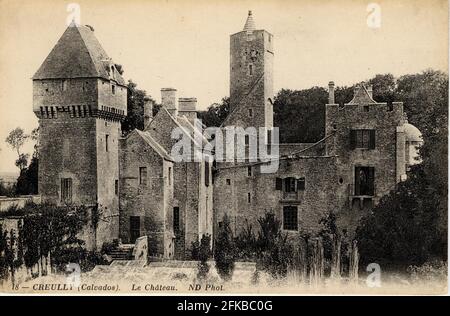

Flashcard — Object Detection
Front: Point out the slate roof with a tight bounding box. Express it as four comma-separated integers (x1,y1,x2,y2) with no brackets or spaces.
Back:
347,84,377,105
134,130,174,161
33,22,125,86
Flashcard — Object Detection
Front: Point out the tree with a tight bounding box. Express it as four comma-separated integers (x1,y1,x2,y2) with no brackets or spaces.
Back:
15,127,39,195
16,156,38,195
273,87,327,143
197,97,230,127
214,214,235,281
121,80,161,135
196,234,212,280
356,164,445,268
256,211,292,279
5,127,29,172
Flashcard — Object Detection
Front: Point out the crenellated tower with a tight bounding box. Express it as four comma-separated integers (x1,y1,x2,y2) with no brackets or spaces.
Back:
32,22,127,249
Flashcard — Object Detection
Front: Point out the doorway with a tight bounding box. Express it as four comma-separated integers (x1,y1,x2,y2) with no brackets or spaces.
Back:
130,216,141,243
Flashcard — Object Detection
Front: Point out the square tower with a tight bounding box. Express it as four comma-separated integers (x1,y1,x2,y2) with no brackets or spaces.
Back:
225,11,274,129
32,22,127,249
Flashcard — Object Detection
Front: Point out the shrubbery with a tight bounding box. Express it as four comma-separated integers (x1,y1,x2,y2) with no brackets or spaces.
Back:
214,214,235,281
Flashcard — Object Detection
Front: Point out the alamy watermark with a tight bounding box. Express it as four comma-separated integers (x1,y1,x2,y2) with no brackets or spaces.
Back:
170,119,280,173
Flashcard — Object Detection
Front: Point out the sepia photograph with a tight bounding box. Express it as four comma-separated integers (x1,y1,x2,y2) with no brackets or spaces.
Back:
0,0,448,299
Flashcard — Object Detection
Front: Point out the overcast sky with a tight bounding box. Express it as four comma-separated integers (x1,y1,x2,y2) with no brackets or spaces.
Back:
0,0,448,173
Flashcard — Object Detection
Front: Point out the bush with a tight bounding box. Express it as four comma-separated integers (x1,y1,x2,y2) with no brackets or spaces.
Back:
234,220,257,260
197,234,212,280
356,164,446,267
255,211,293,279
407,260,447,283
214,214,235,281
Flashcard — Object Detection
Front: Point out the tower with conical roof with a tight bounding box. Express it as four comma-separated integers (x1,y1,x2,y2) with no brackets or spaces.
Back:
32,22,127,249
225,11,274,129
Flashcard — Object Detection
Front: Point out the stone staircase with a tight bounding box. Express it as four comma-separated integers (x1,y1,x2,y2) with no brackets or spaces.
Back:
106,244,135,261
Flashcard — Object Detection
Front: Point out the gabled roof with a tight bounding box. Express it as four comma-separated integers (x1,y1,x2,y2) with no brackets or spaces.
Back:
347,84,377,105
33,22,125,85
128,129,174,161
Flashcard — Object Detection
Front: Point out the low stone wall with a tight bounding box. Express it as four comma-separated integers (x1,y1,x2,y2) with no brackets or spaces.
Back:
0,195,41,212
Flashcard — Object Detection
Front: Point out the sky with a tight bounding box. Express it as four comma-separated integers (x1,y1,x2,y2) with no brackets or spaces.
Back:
0,0,448,173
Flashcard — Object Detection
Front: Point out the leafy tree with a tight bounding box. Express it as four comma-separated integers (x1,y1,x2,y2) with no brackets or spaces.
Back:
369,73,397,103
16,156,38,195
15,127,39,195
356,164,445,267
255,211,292,279
234,220,257,260
214,214,235,281
121,80,161,135
318,211,338,261
0,202,89,276
5,127,29,172
197,97,230,127
273,87,327,143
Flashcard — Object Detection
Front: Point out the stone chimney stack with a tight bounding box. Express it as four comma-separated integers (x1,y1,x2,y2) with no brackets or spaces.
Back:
328,81,335,104
367,84,373,98
143,97,153,129
161,88,177,116
178,97,198,125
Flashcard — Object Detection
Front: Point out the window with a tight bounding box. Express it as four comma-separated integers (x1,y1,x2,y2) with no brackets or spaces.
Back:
168,167,172,185
284,177,296,193
115,179,119,195
355,166,375,196
350,129,375,149
173,207,180,233
130,216,140,243
61,80,68,91
248,108,253,117
275,177,306,192
139,167,147,186
249,64,253,75
61,178,73,203
275,177,283,190
283,206,298,230
105,134,109,152
247,166,252,177
247,192,251,203
226,179,231,185
204,161,210,187
245,135,249,145
267,129,272,144
297,178,305,190
111,85,115,94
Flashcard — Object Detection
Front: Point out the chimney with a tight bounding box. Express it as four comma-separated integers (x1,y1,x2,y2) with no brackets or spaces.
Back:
161,88,177,116
178,97,198,125
143,97,153,129
353,85,361,97
328,81,335,104
367,84,373,98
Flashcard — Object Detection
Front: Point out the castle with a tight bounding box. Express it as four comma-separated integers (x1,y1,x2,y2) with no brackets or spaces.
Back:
32,12,422,259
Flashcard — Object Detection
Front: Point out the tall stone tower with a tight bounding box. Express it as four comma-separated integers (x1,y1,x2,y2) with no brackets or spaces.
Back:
32,22,127,249
225,11,274,129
